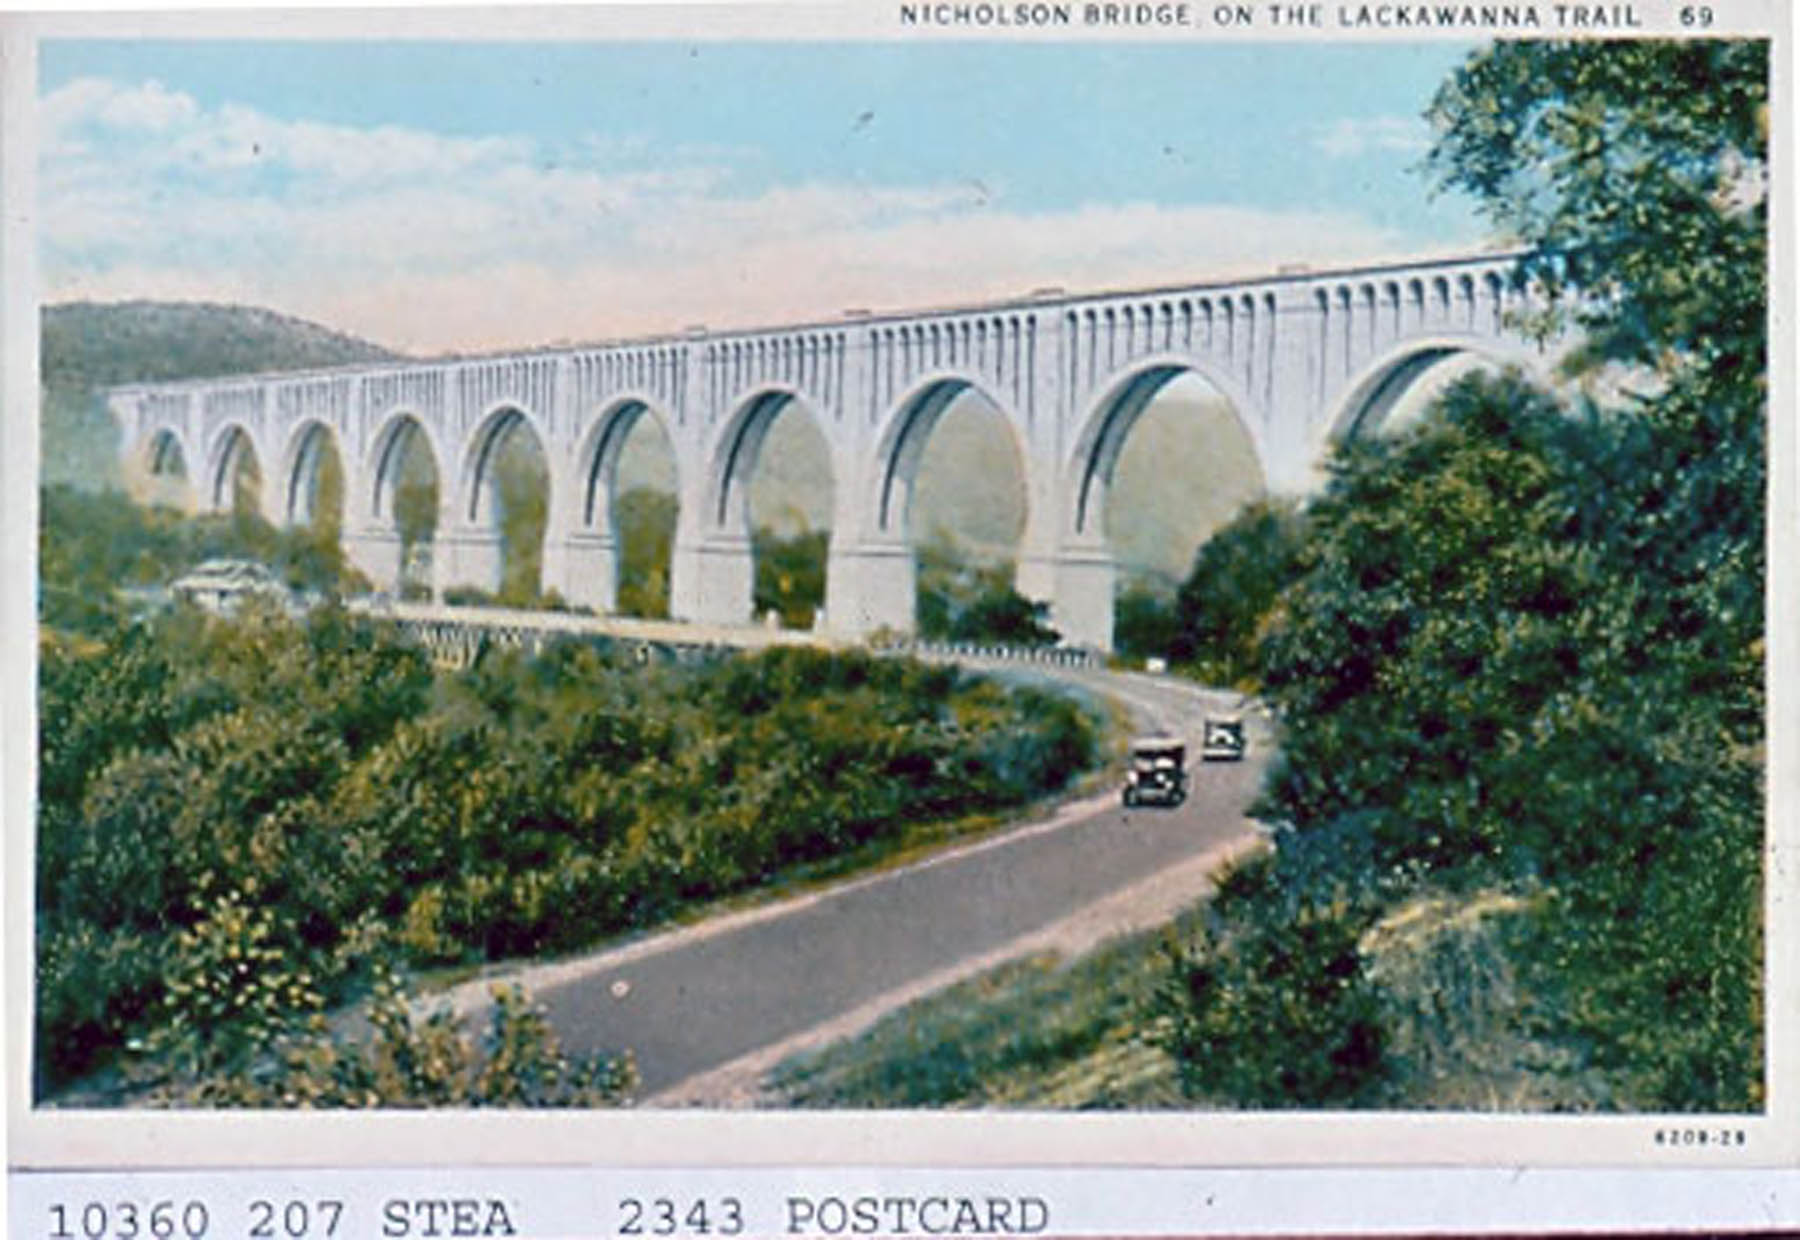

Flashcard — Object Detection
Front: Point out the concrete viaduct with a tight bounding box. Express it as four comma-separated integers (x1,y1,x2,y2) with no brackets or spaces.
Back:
109,250,1543,651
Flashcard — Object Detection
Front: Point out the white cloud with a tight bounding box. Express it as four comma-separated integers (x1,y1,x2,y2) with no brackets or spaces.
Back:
1314,115,1432,160
42,76,1418,354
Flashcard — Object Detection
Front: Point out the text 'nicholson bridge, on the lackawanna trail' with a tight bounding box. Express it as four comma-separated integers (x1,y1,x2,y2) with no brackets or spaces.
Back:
110,249,1549,652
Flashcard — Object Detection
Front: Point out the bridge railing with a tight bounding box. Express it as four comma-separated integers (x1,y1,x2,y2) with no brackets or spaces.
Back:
875,637,1104,670
345,598,1103,671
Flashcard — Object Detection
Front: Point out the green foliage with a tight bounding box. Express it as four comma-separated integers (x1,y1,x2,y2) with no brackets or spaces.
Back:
915,530,1059,646
36,604,434,1091
754,523,829,629
1162,41,1765,1111
38,568,1096,1095
1167,498,1308,686
39,484,366,635
1426,40,1767,375
1111,581,1181,662
615,488,677,619
152,967,635,1109
145,888,324,1083
1159,866,1386,1108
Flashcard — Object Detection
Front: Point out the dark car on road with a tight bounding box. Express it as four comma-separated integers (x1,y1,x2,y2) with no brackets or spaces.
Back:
1123,735,1187,808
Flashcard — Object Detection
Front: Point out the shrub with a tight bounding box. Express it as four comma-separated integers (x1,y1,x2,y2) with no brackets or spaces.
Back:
152,968,636,1109
144,888,323,1084
1169,498,1308,686
1159,874,1387,1108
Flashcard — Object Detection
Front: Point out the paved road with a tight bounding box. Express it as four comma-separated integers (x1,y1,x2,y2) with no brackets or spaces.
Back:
455,668,1269,1101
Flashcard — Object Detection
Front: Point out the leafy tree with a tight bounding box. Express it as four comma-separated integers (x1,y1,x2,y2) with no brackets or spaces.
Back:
1168,498,1308,686
1112,581,1180,662
754,523,829,629
615,488,677,619
1425,40,1767,375
915,529,1058,646
1164,40,1766,1111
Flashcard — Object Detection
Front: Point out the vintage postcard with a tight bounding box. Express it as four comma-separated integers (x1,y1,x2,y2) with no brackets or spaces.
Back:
3,0,1794,1218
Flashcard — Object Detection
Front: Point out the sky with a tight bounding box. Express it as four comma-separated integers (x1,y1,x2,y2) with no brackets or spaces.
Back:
39,40,1493,355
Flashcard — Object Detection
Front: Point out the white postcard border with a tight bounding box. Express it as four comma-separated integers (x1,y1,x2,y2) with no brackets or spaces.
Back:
4,0,1794,1193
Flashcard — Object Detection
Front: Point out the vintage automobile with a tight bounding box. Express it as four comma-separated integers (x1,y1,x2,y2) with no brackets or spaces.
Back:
1201,717,1247,762
1123,735,1187,808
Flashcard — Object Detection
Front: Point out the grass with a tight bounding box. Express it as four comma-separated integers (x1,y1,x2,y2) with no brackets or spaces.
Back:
1361,887,1617,1111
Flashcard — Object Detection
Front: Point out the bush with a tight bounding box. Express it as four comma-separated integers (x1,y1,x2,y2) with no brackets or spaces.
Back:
152,968,636,1109
144,888,323,1084
38,600,1099,1095
1169,498,1308,686
915,532,1059,646
1159,864,1386,1108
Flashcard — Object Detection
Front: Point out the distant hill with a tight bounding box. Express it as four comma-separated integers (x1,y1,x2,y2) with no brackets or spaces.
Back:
41,301,402,489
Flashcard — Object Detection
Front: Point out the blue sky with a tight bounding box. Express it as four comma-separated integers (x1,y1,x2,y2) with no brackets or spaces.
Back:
40,40,1492,352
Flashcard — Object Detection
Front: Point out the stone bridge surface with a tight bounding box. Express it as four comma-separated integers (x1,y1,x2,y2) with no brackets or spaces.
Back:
111,250,1544,650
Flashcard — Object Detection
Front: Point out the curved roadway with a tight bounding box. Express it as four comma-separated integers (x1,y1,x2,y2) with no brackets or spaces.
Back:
440,665,1272,1105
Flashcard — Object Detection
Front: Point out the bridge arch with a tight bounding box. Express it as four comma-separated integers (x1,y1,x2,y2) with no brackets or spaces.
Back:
562,394,681,617
204,422,265,515
458,403,551,526
872,372,1025,539
144,426,192,477
363,409,444,593
578,395,679,531
697,385,837,629
1327,335,1546,444
451,402,553,600
706,386,830,534
132,425,196,510
1067,355,1267,541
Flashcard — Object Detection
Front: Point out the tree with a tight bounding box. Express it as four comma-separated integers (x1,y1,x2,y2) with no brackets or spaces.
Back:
915,529,1058,647
753,523,829,629
1170,498,1308,686
1164,39,1767,1111
615,488,677,618
1425,40,1767,377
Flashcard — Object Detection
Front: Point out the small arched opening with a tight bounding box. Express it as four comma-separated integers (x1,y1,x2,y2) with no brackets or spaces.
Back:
1071,363,1266,656
140,428,192,511
285,422,345,534
210,426,263,518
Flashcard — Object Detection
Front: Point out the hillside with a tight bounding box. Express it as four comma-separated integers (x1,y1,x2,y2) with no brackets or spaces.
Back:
41,301,402,489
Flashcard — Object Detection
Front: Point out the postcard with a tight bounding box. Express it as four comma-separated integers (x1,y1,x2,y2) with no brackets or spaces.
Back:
4,0,1794,1228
